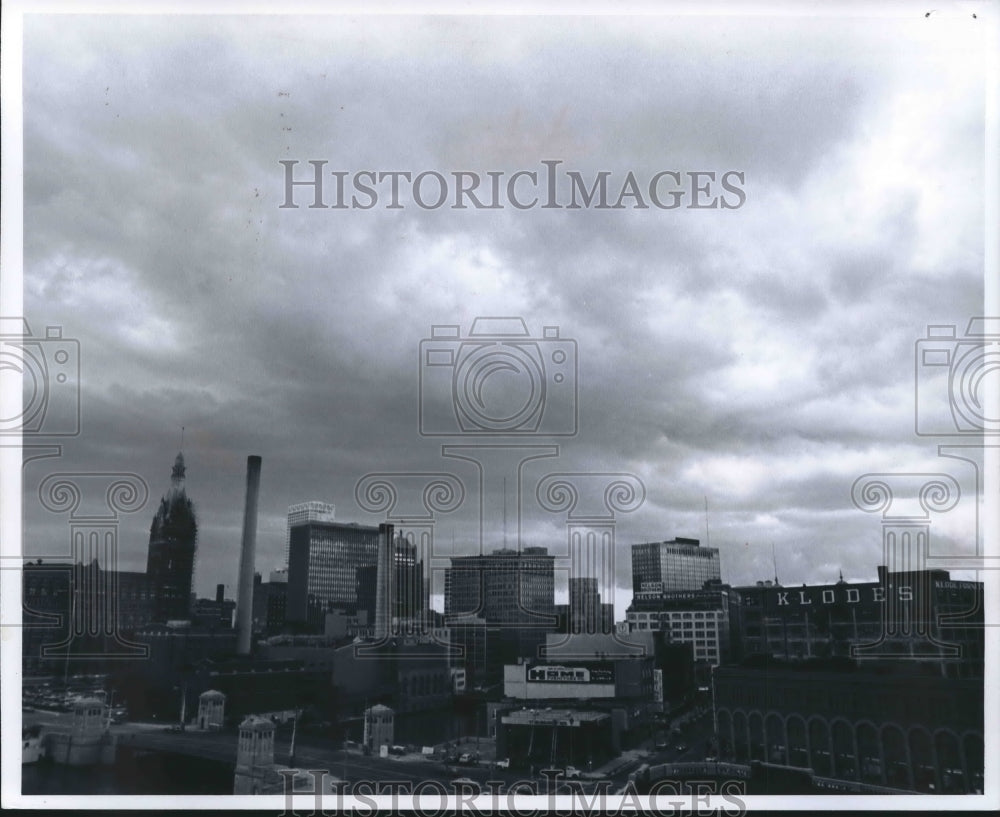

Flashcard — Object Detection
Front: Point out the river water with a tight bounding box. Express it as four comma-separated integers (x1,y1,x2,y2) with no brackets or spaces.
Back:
21,750,233,795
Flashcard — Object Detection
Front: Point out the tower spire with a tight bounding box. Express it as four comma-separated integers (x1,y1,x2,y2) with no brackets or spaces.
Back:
171,451,186,487
147,450,198,623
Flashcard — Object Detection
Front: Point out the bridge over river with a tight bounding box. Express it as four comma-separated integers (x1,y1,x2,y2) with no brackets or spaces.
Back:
114,726,454,784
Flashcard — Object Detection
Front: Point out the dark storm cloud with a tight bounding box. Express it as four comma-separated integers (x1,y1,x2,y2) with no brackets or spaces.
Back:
17,11,987,604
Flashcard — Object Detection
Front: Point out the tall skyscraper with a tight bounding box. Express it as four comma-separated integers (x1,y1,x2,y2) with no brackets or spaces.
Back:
630,537,720,594
286,515,379,622
356,532,426,629
146,452,198,623
445,547,556,668
567,576,615,634
284,501,336,567
444,547,555,624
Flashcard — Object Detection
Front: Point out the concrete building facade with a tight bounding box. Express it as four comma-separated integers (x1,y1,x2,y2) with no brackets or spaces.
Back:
286,519,379,622
630,537,720,595
713,662,984,794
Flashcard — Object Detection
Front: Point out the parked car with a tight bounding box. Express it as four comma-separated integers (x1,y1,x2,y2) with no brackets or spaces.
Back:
389,745,406,756
563,766,582,779
458,752,472,764
494,758,510,769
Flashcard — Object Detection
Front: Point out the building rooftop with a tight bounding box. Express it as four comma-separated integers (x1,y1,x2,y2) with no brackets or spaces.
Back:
199,689,225,699
239,714,275,729
500,708,609,726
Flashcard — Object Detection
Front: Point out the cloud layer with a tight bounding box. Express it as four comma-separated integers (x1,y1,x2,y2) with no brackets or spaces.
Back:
17,11,989,614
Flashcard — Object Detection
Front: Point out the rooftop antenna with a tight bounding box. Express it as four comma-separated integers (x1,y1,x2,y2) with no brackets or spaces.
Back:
180,425,185,449
703,496,710,548
772,542,780,586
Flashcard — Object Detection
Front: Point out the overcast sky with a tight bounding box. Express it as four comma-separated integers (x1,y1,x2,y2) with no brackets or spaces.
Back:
15,6,991,615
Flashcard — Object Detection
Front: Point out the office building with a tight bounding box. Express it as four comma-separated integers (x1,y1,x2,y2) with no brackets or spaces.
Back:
355,534,426,628
252,572,288,635
192,594,236,630
626,584,732,666
630,537,720,595
444,547,555,624
286,514,380,622
284,501,336,566
566,577,613,634
444,547,556,670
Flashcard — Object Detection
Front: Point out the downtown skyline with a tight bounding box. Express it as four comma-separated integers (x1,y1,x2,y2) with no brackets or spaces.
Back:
13,8,990,614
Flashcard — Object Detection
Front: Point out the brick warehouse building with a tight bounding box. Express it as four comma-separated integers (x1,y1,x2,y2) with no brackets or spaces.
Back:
713,660,983,793
714,566,984,794
727,567,983,677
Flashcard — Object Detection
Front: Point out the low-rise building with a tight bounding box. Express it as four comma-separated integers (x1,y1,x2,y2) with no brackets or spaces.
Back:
713,659,983,794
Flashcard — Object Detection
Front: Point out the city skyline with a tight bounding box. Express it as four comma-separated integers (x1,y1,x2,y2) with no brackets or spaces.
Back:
24,447,975,627
12,10,990,621
5,4,995,807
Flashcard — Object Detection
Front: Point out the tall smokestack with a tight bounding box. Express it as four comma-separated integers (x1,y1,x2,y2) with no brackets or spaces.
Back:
236,455,262,656
374,523,394,640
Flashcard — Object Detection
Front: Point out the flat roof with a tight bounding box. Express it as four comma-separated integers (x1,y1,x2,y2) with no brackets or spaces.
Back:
500,708,609,726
